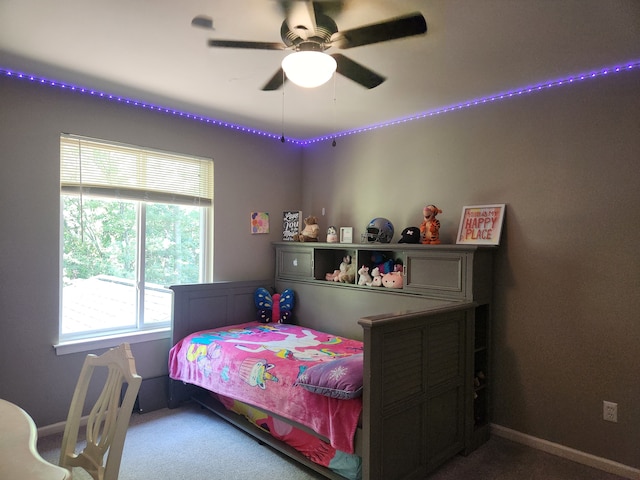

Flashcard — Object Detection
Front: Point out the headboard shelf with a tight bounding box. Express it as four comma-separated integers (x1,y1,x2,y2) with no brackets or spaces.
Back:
273,242,494,303
273,241,494,453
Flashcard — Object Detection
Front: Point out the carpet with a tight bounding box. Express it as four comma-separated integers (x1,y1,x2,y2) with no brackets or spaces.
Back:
37,402,627,480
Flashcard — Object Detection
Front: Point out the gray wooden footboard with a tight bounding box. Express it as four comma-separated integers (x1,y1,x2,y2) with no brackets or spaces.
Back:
168,281,475,480
360,304,474,479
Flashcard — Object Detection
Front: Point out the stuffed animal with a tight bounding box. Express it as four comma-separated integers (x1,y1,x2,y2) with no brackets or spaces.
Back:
325,269,340,281
254,287,294,323
337,255,356,284
370,252,395,274
326,226,338,243
326,255,353,282
357,265,372,286
394,260,404,273
295,216,320,242
420,205,442,244
366,267,383,287
381,271,404,289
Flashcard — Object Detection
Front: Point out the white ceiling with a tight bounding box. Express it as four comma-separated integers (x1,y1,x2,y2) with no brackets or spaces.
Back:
1,0,639,140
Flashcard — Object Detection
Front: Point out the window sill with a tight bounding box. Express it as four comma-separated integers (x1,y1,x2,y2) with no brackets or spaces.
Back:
54,328,172,356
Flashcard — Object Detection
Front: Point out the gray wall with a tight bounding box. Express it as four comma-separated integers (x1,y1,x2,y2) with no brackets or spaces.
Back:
1,66,638,469
300,70,640,468
0,77,300,426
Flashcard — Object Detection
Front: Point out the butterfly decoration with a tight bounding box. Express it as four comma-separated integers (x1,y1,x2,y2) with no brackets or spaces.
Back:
254,287,295,324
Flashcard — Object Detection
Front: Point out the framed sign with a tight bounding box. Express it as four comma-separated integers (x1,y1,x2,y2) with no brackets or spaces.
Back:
340,227,353,243
282,210,302,241
456,204,505,245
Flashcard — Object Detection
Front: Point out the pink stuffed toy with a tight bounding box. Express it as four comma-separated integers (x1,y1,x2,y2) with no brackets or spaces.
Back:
381,271,403,289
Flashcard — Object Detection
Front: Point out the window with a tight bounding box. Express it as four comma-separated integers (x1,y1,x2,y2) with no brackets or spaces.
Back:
59,134,213,343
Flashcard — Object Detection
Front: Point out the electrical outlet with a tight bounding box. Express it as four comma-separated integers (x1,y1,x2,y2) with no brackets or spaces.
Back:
603,401,618,423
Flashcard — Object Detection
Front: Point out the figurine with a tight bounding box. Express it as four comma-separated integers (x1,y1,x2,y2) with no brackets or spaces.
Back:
420,204,442,244
326,226,338,243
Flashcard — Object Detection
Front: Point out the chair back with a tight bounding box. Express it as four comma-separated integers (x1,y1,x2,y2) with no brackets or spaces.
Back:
59,343,142,480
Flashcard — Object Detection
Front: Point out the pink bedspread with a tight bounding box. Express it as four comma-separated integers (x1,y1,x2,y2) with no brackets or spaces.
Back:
168,322,363,453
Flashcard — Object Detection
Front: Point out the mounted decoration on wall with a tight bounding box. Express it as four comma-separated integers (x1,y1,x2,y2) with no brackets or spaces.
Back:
456,204,505,245
251,212,270,234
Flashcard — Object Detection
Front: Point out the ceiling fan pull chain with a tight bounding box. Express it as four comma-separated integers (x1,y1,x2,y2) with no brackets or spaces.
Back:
281,70,286,143
332,72,337,147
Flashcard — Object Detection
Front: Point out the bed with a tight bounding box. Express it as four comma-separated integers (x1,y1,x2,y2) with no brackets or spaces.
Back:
167,279,478,480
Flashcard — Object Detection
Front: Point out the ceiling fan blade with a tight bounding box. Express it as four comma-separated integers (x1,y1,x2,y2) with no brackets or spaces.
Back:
311,1,345,18
191,15,214,30
331,12,427,49
332,53,385,89
208,39,286,50
261,68,287,91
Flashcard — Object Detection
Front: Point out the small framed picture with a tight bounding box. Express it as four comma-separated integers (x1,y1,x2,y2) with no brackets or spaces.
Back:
250,212,270,234
456,204,505,245
340,227,353,243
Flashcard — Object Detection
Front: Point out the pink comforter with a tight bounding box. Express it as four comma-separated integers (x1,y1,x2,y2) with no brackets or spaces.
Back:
168,322,363,453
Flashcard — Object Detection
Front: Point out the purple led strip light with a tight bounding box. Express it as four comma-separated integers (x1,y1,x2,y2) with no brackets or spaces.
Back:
0,68,288,143
305,60,640,145
2,60,639,145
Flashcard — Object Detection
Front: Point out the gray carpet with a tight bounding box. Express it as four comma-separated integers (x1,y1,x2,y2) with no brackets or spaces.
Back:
37,402,626,480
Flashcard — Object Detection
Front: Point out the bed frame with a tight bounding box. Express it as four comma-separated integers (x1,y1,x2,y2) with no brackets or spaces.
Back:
168,279,477,480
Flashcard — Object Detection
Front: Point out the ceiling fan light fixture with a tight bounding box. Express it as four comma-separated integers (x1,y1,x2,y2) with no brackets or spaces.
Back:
281,51,337,88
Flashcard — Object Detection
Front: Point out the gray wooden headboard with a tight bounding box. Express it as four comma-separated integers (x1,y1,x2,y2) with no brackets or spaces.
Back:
169,279,272,347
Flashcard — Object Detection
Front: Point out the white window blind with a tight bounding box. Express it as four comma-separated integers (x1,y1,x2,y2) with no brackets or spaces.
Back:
60,134,213,205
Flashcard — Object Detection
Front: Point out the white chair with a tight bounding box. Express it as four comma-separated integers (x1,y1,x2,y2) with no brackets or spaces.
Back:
59,343,142,480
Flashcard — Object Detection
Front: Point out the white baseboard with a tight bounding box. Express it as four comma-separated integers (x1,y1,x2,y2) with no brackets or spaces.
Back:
491,424,640,480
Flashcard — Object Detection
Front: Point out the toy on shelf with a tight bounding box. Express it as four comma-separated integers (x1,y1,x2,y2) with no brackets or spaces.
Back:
420,205,442,245
326,226,338,243
370,252,403,275
294,216,320,242
357,265,372,286
366,267,383,287
325,269,340,281
370,252,394,274
325,255,356,284
338,255,356,284
381,271,404,289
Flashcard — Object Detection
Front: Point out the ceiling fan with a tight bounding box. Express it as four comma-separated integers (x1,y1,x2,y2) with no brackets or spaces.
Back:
193,1,427,90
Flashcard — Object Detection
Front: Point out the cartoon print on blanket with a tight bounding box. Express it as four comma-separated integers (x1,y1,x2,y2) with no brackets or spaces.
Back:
168,322,363,454
229,326,344,361
237,357,279,388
